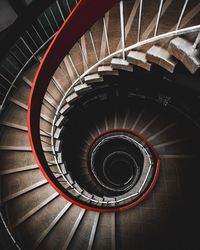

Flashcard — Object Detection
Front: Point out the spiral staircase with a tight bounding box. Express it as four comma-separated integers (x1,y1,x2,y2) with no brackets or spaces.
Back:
0,0,200,249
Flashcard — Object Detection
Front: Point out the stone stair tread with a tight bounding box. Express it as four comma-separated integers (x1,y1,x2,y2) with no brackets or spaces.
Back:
84,73,103,84
66,92,79,104
60,103,72,115
146,45,177,73
74,83,91,93
127,50,151,71
168,37,200,74
98,65,119,75
111,58,133,72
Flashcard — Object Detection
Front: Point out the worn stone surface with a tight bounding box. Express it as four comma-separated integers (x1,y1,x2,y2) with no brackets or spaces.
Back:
127,50,151,71
169,37,200,74
146,45,177,73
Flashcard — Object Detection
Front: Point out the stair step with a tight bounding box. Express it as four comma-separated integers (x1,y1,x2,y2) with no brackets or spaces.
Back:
66,173,74,185
127,51,151,71
74,83,91,93
57,152,63,164
0,164,38,175
168,37,200,74
0,146,32,151
84,73,103,84
62,209,86,249
55,139,62,152
60,163,67,175
55,115,65,127
73,182,83,193
146,45,177,73
32,202,72,249
13,192,59,228
103,197,116,202
98,65,119,75
1,178,48,203
92,195,103,202
111,58,133,72
54,126,64,139
60,103,72,115
82,190,93,199
66,92,79,104
0,121,28,132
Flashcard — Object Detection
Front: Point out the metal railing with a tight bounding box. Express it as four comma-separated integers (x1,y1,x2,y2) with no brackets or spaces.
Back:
0,0,78,113
28,0,200,211
49,25,199,208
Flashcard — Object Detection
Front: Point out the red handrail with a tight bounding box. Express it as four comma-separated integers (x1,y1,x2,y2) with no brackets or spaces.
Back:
28,0,160,212
28,0,117,212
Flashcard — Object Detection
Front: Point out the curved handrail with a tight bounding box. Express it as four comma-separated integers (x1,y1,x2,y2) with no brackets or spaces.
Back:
53,25,200,119
28,0,199,212
28,0,118,212
50,26,200,202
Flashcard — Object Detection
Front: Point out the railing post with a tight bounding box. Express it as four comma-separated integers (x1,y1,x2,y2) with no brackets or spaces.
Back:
193,32,200,49
120,0,125,60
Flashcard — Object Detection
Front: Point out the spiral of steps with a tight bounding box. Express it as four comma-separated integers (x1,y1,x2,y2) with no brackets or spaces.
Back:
0,0,200,249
